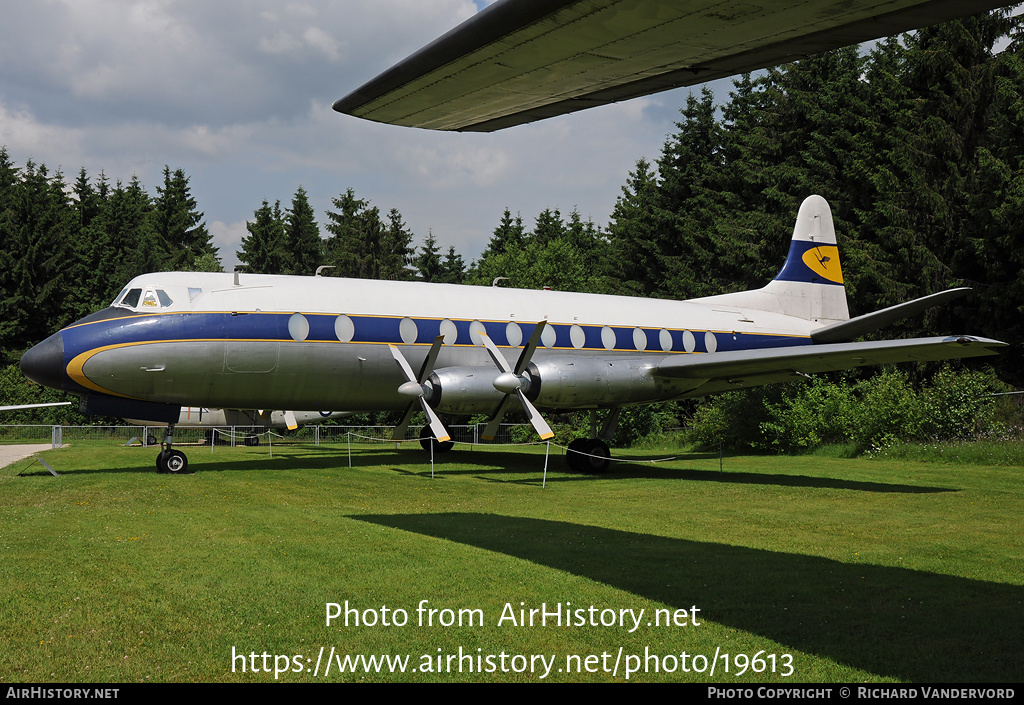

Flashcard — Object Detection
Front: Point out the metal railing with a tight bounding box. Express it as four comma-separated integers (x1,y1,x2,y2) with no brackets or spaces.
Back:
0,423,535,449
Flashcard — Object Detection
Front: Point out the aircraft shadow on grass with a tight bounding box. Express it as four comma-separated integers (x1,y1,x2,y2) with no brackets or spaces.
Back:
45,445,955,494
350,512,1021,682
378,447,953,494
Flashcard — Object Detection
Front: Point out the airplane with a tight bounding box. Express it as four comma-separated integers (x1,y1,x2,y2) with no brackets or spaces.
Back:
19,195,1006,474
17,1,1011,474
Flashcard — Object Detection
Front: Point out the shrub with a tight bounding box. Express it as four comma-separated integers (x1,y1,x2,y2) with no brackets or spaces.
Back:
759,378,858,450
851,369,923,450
920,366,998,441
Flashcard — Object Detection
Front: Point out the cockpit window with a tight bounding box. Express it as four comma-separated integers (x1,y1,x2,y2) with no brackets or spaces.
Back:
114,287,173,310
119,288,142,308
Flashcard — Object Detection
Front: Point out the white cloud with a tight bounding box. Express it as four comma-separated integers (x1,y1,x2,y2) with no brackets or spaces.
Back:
1,0,692,270
210,220,250,265
0,101,84,166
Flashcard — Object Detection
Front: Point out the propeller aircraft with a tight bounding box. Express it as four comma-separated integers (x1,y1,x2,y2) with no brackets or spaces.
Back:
18,0,1012,473
20,196,1005,473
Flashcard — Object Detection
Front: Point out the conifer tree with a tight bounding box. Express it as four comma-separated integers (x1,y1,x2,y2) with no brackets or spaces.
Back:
1,162,74,358
324,189,413,280
657,87,730,298
239,199,287,274
605,158,665,297
440,246,466,284
481,208,524,258
151,166,219,271
531,208,564,246
415,231,443,281
98,176,160,298
284,186,321,276
381,209,415,281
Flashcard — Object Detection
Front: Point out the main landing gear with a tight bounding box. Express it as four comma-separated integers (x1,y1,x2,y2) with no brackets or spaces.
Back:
565,438,611,474
564,408,619,474
155,423,192,474
419,425,454,453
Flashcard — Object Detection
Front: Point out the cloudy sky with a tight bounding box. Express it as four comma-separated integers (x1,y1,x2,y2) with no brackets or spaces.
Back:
1,0,731,269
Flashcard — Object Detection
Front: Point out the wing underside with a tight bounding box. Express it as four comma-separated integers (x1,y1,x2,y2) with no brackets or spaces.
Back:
334,0,1007,132
655,336,1006,398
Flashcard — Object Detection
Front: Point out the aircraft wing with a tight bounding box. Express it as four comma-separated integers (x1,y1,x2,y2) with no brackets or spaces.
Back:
655,336,1006,397
334,0,1007,131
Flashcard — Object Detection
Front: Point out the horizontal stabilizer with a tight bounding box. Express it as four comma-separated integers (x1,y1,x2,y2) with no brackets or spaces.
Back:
811,288,972,344
655,336,1006,387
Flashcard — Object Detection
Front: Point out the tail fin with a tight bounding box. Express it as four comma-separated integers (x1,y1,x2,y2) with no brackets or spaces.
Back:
692,195,850,326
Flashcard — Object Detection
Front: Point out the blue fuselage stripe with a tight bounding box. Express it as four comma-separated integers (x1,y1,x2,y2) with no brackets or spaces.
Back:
61,309,812,362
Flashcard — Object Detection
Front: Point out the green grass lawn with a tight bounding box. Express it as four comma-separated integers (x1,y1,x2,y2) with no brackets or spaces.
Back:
2,439,1021,683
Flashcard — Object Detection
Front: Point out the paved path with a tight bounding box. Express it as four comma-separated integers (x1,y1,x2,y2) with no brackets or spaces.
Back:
0,444,52,470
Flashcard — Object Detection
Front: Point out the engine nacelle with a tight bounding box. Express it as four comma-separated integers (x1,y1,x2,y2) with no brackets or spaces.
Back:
425,366,514,415
531,358,659,408
425,357,670,414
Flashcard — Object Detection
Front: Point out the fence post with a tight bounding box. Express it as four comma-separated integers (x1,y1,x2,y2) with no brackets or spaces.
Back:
542,441,550,488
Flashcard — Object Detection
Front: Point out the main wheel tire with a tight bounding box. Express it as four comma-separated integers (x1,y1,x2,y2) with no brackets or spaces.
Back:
156,453,168,473
565,438,611,474
565,438,590,473
244,435,260,446
581,439,611,474
418,425,454,453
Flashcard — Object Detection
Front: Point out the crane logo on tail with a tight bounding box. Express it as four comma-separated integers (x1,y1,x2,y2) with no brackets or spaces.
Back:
801,245,843,284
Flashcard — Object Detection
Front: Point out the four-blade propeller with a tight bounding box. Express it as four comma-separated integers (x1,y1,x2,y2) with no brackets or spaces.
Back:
389,335,449,443
479,322,553,441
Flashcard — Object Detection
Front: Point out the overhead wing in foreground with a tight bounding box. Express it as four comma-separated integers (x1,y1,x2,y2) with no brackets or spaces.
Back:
655,336,1007,398
334,0,1007,131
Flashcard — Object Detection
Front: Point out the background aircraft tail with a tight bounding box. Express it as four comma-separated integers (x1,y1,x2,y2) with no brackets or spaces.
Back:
692,194,850,326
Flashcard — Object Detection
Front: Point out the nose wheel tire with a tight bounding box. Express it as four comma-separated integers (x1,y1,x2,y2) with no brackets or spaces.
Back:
156,449,191,474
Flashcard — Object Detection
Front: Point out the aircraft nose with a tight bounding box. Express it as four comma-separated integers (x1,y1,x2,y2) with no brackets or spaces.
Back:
20,332,66,391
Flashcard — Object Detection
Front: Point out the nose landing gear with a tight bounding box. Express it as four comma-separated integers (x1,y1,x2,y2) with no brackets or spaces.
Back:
155,423,192,474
